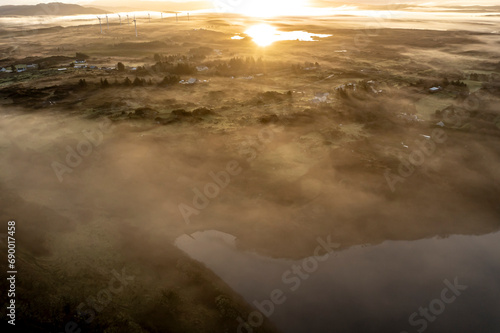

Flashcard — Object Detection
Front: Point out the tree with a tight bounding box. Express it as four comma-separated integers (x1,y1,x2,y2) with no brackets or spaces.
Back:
123,77,132,86
133,77,143,86
117,62,125,72
76,52,90,60
100,78,110,88
159,74,180,86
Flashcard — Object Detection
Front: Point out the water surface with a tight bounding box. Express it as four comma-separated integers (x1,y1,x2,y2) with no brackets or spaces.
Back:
176,230,500,333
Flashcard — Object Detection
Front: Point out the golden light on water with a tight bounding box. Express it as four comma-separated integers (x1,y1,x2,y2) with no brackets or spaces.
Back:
244,24,279,47
244,24,332,47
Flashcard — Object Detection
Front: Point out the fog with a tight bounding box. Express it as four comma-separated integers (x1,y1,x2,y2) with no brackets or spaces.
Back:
1,8,500,332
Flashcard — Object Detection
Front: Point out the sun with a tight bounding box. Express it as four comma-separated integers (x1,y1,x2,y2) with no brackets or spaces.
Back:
244,23,332,47
230,0,309,18
244,24,279,47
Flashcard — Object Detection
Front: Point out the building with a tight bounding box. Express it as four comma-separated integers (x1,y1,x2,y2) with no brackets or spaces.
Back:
15,64,27,72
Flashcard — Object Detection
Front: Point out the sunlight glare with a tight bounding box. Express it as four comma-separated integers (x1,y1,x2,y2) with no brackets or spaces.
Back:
244,24,332,47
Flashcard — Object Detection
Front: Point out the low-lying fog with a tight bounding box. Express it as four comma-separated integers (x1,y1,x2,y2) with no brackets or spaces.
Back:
1,96,499,330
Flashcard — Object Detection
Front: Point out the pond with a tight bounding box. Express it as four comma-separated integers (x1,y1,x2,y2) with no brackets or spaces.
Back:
176,230,500,333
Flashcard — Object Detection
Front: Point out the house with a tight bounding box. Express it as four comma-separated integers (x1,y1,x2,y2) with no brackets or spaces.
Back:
15,64,27,72
75,60,86,64
196,66,209,72
180,78,197,85
312,92,330,103
26,64,38,70
429,86,442,93
0,67,6,72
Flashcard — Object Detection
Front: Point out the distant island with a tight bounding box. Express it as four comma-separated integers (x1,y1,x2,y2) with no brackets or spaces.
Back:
0,3,108,16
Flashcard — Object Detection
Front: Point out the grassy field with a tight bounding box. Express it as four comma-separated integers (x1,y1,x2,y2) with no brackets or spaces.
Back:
1,13,500,333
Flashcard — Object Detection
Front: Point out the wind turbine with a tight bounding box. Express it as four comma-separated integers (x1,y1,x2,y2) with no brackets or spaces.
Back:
176,13,178,23
161,12,163,20
127,14,129,24
187,12,190,21
148,13,151,23
133,17,138,37
97,16,102,34
106,14,109,29
118,14,121,25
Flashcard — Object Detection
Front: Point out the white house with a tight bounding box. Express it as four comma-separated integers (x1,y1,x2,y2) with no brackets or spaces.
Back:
15,64,27,72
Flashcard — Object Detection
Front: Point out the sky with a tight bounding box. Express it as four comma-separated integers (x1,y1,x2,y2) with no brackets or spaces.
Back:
0,0,498,8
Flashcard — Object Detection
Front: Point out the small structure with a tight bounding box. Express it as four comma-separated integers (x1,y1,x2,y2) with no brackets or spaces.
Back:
312,92,330,103
15,64,27,72
27,64,38,70
196,66,209,72
429,86,442,93
180,78,197,85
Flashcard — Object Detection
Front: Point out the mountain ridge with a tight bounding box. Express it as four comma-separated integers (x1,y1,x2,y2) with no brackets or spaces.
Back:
0,3,109,16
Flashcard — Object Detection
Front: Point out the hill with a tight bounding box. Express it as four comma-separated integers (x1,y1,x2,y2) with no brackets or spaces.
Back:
0,2,108,16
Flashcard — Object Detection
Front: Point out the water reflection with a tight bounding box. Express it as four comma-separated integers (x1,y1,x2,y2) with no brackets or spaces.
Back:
175,230,500,333
244,24,332,47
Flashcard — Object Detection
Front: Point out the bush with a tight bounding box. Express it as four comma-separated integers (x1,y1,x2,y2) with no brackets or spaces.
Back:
159,74,180,86
76,52,90,60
